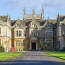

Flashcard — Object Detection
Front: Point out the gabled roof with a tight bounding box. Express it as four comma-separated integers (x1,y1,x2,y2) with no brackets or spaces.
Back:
10,20,16,26
59,15,65,21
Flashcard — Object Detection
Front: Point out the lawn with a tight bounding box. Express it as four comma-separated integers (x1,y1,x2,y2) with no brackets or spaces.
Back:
0,53,22,61
46,51,65,60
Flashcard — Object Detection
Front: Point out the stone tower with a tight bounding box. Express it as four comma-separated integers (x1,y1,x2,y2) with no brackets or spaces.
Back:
24,8,26,16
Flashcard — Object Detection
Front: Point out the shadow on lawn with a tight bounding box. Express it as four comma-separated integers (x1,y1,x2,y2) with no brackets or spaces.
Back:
0,60,65,65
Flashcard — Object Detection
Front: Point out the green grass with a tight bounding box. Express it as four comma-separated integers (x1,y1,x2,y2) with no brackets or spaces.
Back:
46,51,65,60
0,53,22,61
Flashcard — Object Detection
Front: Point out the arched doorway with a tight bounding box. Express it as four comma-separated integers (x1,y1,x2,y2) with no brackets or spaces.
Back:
32,42,36,50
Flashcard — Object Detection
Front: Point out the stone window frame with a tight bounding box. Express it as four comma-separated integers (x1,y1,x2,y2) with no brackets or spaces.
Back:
16,30,22,37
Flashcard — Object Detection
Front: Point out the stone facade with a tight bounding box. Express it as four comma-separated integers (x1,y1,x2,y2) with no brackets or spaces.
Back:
0,16,11,52
0,8,65,52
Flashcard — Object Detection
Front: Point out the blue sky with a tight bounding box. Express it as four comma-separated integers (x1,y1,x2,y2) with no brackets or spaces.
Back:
0,0,65,20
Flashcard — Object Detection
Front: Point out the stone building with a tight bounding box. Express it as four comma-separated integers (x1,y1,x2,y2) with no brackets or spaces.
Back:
0,16,11,52
0,8,65,52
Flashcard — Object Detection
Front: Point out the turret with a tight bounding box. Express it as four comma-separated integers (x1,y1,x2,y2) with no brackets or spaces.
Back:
57,13,60,22
32,9,35,16
24,8,26,16
8,16,11,20
41,8,44,20
7,13,11,22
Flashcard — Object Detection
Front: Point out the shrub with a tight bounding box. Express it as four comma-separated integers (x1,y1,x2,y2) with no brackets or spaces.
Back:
61,47,65,51
41,47,44,50
0,46,4,52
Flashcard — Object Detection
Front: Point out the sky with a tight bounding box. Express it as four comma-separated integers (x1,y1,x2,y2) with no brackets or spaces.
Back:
0,0,65,20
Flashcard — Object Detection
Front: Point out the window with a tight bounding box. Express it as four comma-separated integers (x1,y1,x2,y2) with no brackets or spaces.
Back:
19,42,20,46
16,41,20,46
16,30,22,37
21,42,23,46
16,41,18,46
19,31,22,37
0,28,1,34
36,32,38,37
40,40,43,47
34,32,37,37
16,41,23,46
0,39,1,46
16,31,18,37
24,32,26,36
47,40,52,47
34,24,37,28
